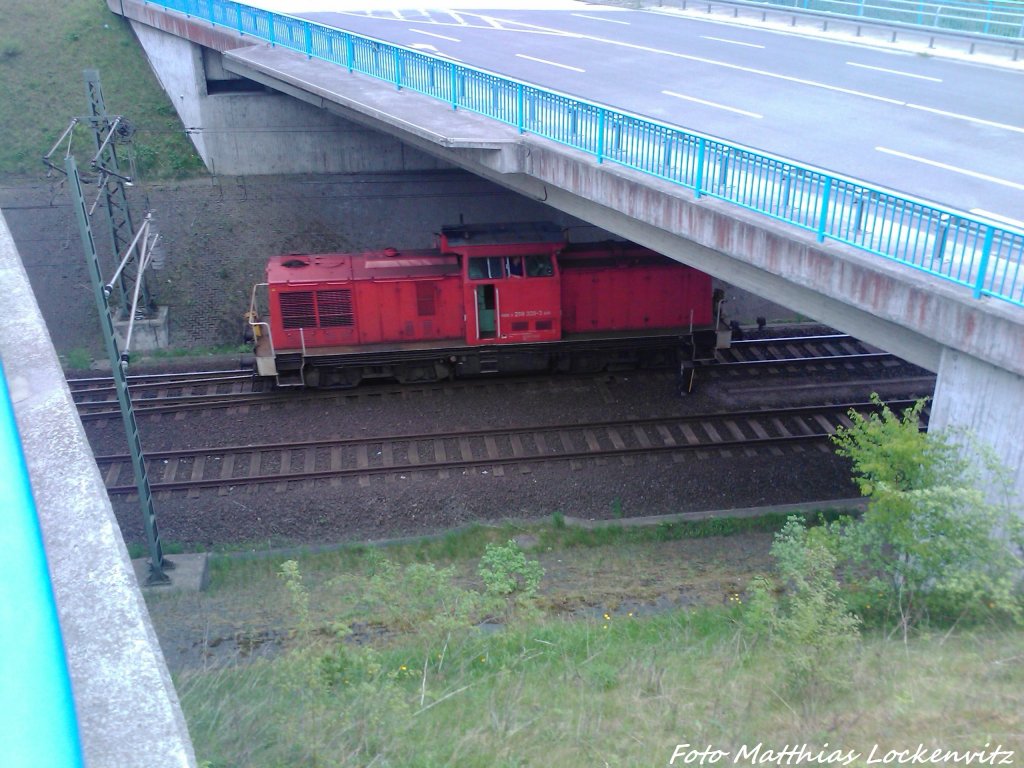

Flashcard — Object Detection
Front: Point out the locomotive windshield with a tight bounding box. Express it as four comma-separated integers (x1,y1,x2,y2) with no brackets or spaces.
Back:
525,254,554,277
468,254,554,279
468,257,503,280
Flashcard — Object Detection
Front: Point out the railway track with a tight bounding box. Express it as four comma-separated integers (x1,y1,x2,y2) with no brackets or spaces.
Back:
711,333,897,372
71,333,931,421
69,369,272,420
98,399,925,497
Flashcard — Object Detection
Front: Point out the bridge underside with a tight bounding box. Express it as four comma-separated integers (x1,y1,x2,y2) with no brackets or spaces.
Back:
112,0,1024,499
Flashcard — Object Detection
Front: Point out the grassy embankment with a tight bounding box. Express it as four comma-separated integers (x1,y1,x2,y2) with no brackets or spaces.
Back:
0,0,202,179
151,515,1024,767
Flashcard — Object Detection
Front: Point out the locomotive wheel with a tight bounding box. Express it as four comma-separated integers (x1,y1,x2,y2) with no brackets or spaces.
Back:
312,366,363,389
394,361,450,384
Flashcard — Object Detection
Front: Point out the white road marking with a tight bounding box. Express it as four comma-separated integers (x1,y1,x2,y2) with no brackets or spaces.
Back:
571,13,631,25
663,90,763,119
472,20,1020,135
411,28,461,42
516,54,585,72
846,61,942,82
970,209,1024,230
876,147,1024,192
701,35,765,49
905,103,1024,135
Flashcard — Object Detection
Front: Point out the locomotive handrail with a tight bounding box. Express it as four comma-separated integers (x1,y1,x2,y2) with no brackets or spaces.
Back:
248,282,275,351
141,0,1024,308
0,359,85,767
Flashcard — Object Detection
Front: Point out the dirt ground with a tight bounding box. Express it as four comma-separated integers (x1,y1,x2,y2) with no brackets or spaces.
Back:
145,529,781,673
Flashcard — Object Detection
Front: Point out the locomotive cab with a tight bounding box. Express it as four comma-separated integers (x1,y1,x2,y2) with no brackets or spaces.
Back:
440,223,564,346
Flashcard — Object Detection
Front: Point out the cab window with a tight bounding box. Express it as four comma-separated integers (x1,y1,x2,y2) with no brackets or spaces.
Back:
468,257,503,280
505,256,524,277
525,254,554,277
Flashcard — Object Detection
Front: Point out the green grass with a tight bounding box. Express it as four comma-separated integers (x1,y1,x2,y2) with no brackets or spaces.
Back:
156,512,1023,766
177,608,1024,767
0,0,203,179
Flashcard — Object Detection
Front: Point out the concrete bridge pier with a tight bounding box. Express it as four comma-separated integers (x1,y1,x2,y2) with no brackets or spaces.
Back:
128,21,448,175
930,350,1024,501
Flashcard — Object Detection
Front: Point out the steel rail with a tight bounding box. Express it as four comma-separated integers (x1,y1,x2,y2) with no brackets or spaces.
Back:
99,399,924,494
67,369,253,392
76,339,911,419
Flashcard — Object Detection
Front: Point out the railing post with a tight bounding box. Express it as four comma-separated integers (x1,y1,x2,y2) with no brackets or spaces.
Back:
718,149,731,193
305,23,313,59
451,66,459,110
267,11,275,47
516,83,524,134
236,2,243,34
694,138,706,199
931,213,951,268
817,176,832,242
596,108,605,163
974,226,995,299
394,48,402,90
346,33,354,72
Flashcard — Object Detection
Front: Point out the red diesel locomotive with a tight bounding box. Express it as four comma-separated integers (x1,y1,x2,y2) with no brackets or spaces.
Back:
247,222,729,389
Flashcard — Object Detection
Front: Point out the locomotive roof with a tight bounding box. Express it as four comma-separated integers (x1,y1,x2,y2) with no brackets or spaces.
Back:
266,249,459,284
439,221,565,247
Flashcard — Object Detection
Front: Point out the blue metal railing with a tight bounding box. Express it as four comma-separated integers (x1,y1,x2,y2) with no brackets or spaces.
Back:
729,0,1024,39
0,360,84,767
144,0,1024,307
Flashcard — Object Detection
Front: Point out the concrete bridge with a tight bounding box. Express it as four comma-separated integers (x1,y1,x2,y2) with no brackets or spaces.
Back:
1,3,1021,764
108,0,1024,495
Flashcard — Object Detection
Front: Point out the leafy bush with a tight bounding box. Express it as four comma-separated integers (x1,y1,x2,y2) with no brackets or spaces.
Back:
361,554,481,635
744,518,861,694
478,540,544,600
830,396,1024,635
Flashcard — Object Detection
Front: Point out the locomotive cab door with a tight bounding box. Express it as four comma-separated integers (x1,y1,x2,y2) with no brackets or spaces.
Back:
475,284,497,339
467,256,503,342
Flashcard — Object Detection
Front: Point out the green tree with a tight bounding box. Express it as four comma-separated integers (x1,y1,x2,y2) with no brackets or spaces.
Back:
830,396,1023,635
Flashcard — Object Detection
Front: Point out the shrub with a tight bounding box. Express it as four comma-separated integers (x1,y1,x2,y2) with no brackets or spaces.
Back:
478,540,544,600
830,396,1024,635
745,518,861,694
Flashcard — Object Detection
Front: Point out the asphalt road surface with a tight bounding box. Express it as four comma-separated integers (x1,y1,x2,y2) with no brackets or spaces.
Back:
250,1,1024,227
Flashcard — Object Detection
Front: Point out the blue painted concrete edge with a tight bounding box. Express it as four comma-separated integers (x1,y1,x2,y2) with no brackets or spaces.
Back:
0,359,84,768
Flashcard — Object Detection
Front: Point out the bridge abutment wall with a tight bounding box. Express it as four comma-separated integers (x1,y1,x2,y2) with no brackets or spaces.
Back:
128,20,447,175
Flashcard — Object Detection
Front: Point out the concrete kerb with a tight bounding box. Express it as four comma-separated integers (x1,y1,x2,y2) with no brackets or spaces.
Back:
134,553,211,594
640,1,1024,69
